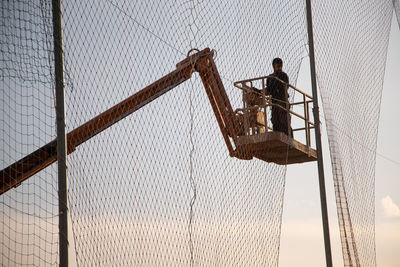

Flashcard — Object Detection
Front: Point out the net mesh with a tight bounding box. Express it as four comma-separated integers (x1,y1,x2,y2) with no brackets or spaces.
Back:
0,1,59,266
1,0,399,266
62,0,308,265
395,0,400,28
312,1,394,266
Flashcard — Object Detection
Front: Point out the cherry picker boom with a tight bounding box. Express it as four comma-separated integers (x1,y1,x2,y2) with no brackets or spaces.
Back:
0,48,317,195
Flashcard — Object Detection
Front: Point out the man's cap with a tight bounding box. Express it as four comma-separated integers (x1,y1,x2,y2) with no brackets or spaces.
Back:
272,57,283,65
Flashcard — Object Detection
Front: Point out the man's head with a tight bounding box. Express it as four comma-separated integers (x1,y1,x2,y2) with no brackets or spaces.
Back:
272,57,283,72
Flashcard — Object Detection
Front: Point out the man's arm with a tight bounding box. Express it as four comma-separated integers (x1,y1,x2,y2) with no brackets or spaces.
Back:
265,76,273,95
282,72,289,100
280,72,289,84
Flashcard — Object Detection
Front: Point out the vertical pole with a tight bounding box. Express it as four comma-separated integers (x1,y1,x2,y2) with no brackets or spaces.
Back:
305,0,333,266
52,0,68,266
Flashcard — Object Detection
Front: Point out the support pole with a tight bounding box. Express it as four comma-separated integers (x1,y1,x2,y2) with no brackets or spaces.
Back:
305,0,333,266
52,0,68,266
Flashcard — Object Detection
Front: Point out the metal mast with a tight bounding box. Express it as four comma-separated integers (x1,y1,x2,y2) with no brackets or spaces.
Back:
305,0,333,266
52,0,68,266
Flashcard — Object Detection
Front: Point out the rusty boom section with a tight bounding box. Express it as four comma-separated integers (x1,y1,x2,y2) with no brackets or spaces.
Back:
0,48,240,194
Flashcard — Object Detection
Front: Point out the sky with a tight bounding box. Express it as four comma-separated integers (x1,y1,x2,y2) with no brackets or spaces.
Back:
1,1,398,266
279,15,400,267
63,12,400,267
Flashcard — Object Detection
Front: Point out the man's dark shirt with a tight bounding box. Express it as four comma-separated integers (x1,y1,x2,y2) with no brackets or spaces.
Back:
266,71,289,102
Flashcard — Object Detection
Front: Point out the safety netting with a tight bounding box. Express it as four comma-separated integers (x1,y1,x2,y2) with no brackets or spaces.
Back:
0,1,59,266
312,1,395,266
395,0,400,28
1,0,399,266
61,0,308,266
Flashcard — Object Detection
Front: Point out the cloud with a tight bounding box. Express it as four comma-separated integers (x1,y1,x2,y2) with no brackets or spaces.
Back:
381,196,400,218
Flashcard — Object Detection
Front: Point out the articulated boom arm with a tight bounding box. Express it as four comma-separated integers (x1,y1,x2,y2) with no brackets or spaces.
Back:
0,48,239,195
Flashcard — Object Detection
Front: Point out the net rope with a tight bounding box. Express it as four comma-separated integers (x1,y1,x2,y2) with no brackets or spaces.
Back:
394,0,400,28
61,0,307,265
312,1,395,266
0,1,59,266
1,0,399,266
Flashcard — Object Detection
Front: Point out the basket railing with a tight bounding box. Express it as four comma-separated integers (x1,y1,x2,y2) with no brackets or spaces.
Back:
234,75,314,148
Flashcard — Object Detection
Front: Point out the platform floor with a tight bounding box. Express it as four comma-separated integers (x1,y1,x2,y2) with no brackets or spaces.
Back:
235,131,317,165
